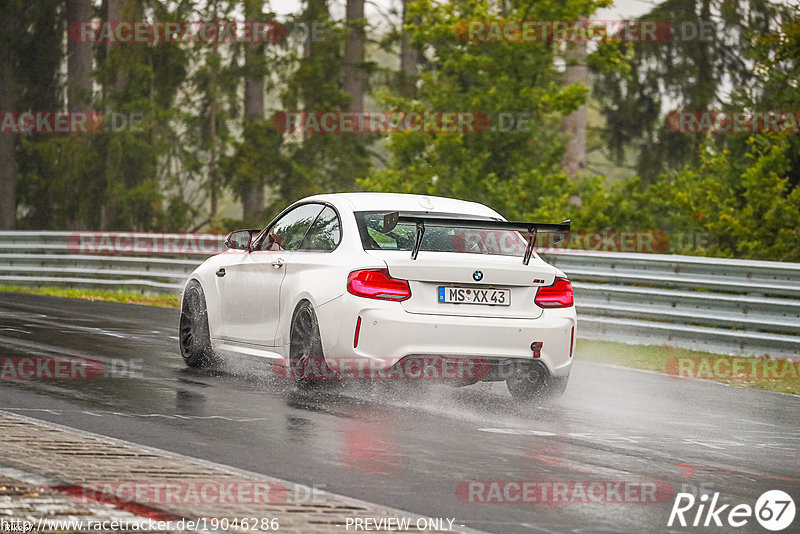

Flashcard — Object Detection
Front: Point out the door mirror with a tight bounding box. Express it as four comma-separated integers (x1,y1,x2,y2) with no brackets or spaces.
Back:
224,229,258,251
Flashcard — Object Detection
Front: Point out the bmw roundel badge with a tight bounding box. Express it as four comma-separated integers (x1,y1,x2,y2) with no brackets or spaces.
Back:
473,270,483,282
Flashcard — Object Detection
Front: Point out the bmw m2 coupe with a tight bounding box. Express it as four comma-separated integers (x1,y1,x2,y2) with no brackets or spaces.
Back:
179,193,576,401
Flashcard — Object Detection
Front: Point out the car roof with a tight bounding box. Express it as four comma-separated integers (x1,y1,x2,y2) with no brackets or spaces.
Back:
302,192,504,219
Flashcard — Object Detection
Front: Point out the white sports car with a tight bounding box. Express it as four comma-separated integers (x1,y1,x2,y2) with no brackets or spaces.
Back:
179,193,576,400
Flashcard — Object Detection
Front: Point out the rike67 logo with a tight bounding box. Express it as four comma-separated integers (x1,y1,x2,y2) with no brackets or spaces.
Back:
668,490,796,531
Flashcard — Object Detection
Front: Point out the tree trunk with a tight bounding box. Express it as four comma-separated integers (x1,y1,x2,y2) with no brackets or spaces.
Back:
242,0,265,222
101,0,125,229
66,0,93,230
0,55,17,229
66,0,92,111
399,0,418,98
210,95,218,224
343,0,365,111
209,46,219,226
563,40,587,180
105,0,127,93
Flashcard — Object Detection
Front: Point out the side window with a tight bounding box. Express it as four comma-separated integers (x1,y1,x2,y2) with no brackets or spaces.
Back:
257,204,323,251
300,207,341,251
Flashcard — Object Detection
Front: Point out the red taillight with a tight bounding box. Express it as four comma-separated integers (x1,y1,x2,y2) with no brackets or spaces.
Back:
534,277,574,308
347,269,411,301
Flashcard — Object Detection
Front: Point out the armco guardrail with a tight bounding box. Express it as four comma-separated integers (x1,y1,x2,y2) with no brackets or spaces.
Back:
0,232,798,358
539,250,800,358
0,231,218,293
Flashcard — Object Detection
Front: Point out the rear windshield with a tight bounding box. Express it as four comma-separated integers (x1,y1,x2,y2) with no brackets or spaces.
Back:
354,211,527,257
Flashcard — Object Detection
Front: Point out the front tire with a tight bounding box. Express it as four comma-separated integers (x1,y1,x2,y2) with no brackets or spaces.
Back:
179,280,215,368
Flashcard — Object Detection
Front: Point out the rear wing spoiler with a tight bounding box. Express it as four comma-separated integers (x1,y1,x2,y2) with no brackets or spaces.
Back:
380,212,570,265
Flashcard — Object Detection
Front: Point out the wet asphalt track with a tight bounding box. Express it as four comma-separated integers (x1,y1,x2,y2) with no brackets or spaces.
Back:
0,292,798,533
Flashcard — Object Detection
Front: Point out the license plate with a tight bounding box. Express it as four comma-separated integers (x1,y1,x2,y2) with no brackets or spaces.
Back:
438,286,511,306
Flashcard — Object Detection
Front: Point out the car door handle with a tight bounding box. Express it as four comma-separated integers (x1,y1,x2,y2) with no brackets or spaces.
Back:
216,268,226,277
271,258,284,269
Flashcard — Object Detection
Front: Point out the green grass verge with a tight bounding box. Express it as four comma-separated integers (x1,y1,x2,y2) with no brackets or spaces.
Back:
1,285,795,395
0,285,180,308
576,339,800,395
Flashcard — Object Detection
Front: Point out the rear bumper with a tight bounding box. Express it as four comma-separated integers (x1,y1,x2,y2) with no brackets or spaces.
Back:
315,295,576,378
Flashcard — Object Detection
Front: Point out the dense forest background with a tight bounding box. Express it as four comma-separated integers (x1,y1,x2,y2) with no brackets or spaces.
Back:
1,0,798,260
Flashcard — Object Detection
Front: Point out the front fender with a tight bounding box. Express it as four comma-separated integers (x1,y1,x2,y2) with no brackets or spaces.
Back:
182,253,235,340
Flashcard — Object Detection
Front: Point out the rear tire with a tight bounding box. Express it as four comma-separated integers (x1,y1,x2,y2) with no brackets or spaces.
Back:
179,280,216,368
506,362,568,402
289,302,329,390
